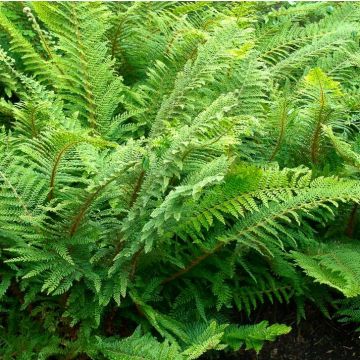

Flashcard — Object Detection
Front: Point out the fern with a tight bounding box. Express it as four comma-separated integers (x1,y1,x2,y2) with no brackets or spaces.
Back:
292,243,360,297
1,2,360,359
223,321,291,353
336,296,360,331
324,125,360,169
95,328,184,360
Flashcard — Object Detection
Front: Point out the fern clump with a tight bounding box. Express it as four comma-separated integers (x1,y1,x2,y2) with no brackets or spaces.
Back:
1,2,360,359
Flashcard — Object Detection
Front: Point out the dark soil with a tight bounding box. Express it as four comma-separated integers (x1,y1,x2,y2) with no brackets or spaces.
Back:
205,304,360,360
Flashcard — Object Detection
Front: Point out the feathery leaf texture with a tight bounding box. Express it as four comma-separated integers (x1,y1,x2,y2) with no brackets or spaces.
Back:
1,2,360,358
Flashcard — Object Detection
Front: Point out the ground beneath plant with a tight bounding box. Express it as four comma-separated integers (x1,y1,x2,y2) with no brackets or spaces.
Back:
204,304,360,360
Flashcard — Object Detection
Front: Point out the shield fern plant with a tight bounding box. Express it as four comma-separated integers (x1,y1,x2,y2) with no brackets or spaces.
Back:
0,2,360,359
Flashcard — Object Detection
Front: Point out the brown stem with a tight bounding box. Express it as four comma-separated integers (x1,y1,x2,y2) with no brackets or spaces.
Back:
0,170,30,216
69,178,115,237
70,4,97,128
161,242,224,284
269,105,287,161
162,195,345,284
30,8,72,86
129,170,145,207
111,21,123,60
10,282,24,305
113,238,124,259
134,302,144,317
105,306,117,335
130,246,143,279
311,110,324,164
310,72,328,164
346,203,358,238
59,292,69,309
48,141,78,201
69,163,137,236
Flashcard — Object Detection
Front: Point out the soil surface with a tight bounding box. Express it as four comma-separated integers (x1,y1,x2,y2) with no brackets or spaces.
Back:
204,304,360,360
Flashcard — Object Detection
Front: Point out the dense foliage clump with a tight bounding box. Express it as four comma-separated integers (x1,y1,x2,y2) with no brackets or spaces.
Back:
0,2,360,359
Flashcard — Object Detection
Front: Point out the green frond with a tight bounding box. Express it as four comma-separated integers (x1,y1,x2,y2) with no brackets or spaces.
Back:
171,167,311,242
181,321,227,359
96,328,183,360
292,243,360,297
218,176,360,256
336,296,360,330
32,2,126,133
324,125,360,169
0,4,54,84
258,3,360,81
223,321,291,353
234,275,294,316
289,67,346,165
149,17,251,136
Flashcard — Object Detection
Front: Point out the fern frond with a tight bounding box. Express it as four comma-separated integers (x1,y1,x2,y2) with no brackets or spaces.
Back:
0,4,54,84
292,243,360,297
336,296,360,330
181,321,227,359
234,275,293,316
96,327,183,360
32,2,126,133
223,321,291,353
324,125,360,169
289,68,346,165
218,176,360,255
149,18,251,136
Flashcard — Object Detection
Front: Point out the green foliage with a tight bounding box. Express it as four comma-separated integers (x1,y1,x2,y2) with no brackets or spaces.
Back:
1,1,360,359
292,243,360,297
336,296,360,331
95,328,184,360
223,321,291,353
